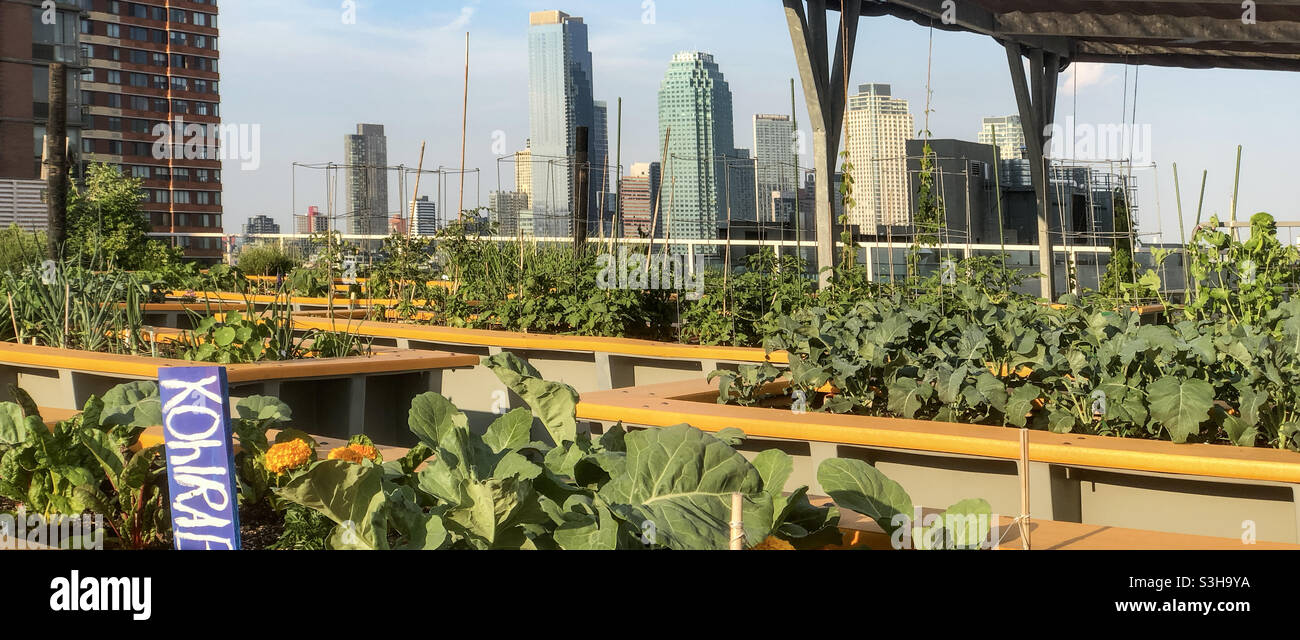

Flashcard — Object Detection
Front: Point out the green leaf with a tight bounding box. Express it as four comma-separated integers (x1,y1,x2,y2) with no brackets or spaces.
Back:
101,381,161,429
213,326,236,347
6,386,41,420
714,427,746,446
236,395,292,424
598,424,769,550
816,457,913,536
0,403,30,445
273,428,317,450
913,498,993,550
278,460,389,550
481,352,579,445
552,495,620,550
1148,377,1215,443
752,449,794,496
408,392,471,463
597,423,627,452
78,428,126,481
482,408,532,454
887,377,930,419
1005,384,1041,428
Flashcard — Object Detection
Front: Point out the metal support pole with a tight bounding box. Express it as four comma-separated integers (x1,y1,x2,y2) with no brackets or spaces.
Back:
784,0,858,290
1005,43,1061,300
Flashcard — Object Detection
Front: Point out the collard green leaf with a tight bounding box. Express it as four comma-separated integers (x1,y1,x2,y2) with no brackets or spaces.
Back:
598,425,768,550
278,460,389,550
1148,377,1214,443
101,381,162,429
752,448,794,496
1005,384,1040,428
912,498,992,550
482,408,532,454
236,395,292,424
481,352,579,446
817,457,913,536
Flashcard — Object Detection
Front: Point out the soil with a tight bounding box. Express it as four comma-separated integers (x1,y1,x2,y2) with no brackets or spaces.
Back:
238,501,286,550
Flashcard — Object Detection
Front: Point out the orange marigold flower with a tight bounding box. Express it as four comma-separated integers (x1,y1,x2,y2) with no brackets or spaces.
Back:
348,443,380,462
265,439,312,474
328,446,364,463
751,536,795,550
328,443,380,464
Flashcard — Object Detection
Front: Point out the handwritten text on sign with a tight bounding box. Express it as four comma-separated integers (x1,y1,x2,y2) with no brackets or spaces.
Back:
159,367,241,550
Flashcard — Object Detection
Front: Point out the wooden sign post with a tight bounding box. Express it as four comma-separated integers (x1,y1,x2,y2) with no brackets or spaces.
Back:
159,367,241,550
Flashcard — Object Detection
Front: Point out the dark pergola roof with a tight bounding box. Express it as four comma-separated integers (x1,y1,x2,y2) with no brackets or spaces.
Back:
849,0,1300,71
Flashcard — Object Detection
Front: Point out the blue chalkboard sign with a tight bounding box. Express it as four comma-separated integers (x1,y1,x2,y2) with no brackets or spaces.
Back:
158,367,241,550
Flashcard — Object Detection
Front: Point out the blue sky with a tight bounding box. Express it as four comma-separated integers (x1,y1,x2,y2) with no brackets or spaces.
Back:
219,0,1300,244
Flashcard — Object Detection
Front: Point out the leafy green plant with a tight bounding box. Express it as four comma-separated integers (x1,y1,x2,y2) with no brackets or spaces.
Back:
715,268,1300,450
275,352,840,549
237,244,298,277
2,258,151,354
1186,212,1300,325
0,382,168,549
818,457,992,550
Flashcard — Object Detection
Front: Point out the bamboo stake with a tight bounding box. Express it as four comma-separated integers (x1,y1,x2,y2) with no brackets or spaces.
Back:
1172,163,1192,302
63,281,70,348
6,293,19,341
1019,428,1031,550
411,141,427,237
457,32,470,223
729,492,745,550
647,127,671,256
1194,169,1208,230
1230,145,1243,243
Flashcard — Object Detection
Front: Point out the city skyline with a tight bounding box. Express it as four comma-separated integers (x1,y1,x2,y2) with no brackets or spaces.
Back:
223,1,1300,247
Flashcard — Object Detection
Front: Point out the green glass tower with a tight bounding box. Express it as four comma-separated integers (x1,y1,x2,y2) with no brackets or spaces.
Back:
657,51,748,255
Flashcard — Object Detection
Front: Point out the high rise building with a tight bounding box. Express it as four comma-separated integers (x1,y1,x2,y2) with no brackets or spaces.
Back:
978,115,1028,160
527,10,595,238
409,195,437,236
657,51,749,254
592,100,612,233
1,1,226,260
489,191,529,237
243,214,279,235
294,205,329,235
0,1,84,182
753,114,798,222
844,83,913,229
515,141,532,207
619,161,660,238
345,123,388,239
726,147,757,223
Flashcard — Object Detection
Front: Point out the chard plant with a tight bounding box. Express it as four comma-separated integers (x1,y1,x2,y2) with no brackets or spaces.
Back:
0,382,168,549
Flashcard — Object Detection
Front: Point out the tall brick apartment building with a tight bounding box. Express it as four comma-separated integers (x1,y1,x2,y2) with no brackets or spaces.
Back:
0,0,223,262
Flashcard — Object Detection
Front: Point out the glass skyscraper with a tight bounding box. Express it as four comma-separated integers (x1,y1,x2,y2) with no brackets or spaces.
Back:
657,51,748,254
527,10,595,238
345,123,389,240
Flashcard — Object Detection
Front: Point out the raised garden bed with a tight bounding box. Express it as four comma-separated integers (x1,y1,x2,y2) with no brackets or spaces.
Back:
0,342,478,444
576,379,1300,544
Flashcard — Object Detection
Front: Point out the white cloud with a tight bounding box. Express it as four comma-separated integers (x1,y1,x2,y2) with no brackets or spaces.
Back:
441,5,477,32
1060,62,1112,95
